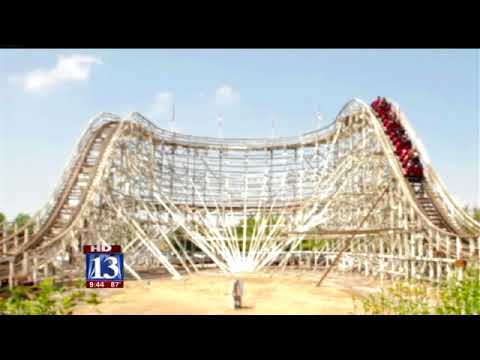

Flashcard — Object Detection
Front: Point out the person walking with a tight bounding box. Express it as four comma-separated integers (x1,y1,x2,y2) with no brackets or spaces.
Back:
232,279,244,309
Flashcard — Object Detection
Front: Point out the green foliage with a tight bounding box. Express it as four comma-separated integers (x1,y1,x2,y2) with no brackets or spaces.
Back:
231,215,281,251
464,206,480,222
301,239,328,251
234,215,280,239
436,266,480,315
0,278,102,315
14,213,31,228
17,213,36,235
361,281,432,315
474,209,480,223
0,212,36,235
359,263,480,315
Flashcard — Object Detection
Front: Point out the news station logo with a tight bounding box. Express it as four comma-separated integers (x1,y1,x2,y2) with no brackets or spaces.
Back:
83,244,124,288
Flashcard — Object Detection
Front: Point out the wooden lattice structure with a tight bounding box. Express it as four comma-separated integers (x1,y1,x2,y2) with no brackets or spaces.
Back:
1,98,479,288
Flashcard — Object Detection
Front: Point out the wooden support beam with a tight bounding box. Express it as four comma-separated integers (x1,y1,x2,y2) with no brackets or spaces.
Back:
8,259,14,290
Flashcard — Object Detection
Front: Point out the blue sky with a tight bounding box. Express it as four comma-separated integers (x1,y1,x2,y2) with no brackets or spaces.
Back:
0,49,478,219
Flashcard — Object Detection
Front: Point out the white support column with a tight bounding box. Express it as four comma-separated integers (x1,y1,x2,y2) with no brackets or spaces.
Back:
24,228,29,245
33,256,38,284
22,251,29,275
410,235,416,280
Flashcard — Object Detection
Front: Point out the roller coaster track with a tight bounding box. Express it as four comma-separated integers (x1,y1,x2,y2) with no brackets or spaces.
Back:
385,103,479,238
370,107,467,236
0,98,479,287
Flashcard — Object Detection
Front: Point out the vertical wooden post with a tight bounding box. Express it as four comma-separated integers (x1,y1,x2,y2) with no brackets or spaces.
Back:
379,236,384,283
23,251,29,275
24,228,29,245
410,236,416,280
8,259,14,290
455,237,463,281
435,232,441,283
455,236,461,259
33,256,38,284
446,235,451,259
13,223,18,250
468,239,474,259
428,233,434,282
445,234,452,281
364,241,369,277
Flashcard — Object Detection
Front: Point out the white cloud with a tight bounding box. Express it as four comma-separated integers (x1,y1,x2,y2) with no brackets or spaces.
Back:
15,54,102,93
214,84,240,106
151,92,173,115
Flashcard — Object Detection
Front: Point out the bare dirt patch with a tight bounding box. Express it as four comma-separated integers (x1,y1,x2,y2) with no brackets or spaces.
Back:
74,270,383,315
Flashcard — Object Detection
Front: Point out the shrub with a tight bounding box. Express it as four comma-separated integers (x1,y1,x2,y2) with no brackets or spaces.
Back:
436,265,480,315
0,278,101,315
358,263,480,315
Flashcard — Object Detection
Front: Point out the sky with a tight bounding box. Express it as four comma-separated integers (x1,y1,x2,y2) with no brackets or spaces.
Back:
0,49,478,219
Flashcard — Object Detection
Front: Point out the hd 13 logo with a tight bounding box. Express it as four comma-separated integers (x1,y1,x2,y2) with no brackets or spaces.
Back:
84,244,124,288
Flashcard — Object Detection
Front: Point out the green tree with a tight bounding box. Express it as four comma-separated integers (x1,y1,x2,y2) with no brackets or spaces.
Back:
12,213,36,235
464,206,480,222
233,215,281,250
0,212,5,239
473,207,480,222
14,213,31,228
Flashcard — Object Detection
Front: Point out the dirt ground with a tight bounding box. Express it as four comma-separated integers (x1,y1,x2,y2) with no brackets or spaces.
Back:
74,270,383,315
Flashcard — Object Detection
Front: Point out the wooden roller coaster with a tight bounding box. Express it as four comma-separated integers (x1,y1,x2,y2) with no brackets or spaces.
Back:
0,98,479,288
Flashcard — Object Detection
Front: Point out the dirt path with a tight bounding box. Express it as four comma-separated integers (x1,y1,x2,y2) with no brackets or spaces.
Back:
75,270,383,315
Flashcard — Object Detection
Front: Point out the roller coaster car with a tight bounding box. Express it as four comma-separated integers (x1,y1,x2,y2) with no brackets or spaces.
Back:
392,134,404,148
372,97,393,116
384,110,396,123
371,97,384,111
391,128,405,140
386,120,401,135
399,147,412,163
405,158,424,184
395,139,412,156
382,101,392,111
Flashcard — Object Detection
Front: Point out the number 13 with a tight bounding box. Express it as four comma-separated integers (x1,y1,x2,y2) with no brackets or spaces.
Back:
91,256,120,279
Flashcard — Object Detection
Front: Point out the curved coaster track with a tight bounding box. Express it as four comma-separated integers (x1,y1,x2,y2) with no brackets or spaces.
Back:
1,98,479,288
